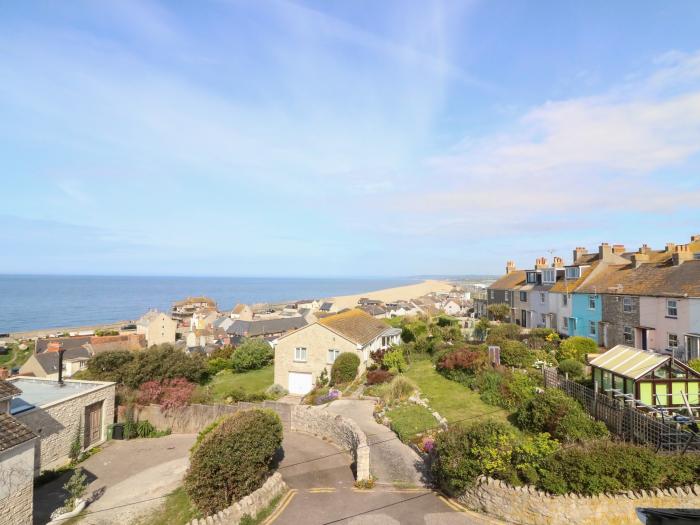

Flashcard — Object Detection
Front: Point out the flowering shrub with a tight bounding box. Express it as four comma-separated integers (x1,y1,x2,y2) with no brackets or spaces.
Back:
421,436,435,453
138,378,195,409
316,388,340,405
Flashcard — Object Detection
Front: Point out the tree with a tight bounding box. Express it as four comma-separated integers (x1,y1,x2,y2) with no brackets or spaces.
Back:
231,339,274,372
487,303,510,322
331,352,360,384
557,336,597,363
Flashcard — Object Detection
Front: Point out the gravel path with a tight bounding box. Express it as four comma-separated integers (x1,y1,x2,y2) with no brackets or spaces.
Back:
323,399,429,487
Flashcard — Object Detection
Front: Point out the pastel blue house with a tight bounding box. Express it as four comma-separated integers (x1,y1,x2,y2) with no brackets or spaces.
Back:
570,292,601,342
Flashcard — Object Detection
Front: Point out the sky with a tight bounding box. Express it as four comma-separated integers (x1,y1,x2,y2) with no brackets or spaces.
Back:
1,0,700,277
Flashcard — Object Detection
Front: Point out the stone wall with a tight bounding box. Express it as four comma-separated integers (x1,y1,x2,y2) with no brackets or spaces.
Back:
291,405,370,480
0,440,35,525
602,295,640,348
132,401,292,433
458,476,700,525
186,472,287,525
17,382,115,473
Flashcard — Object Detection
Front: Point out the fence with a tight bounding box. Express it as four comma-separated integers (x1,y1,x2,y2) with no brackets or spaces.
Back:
542,367,699,453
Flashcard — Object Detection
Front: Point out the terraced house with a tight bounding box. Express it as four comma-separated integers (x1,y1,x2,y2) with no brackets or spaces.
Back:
486,235,700,363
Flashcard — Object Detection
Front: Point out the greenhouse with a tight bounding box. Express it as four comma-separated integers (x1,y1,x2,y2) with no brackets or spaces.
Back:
589,345,700,409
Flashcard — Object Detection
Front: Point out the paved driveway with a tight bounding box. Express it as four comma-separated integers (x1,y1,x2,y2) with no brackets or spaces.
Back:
33,434,196,524
322,399,428,487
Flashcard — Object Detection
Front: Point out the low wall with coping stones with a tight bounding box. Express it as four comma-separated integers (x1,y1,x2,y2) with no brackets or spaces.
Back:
458,476,700,525
186,472,287,525
291,405,370,481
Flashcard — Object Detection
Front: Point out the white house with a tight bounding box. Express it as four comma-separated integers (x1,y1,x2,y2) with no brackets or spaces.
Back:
441,300,462,316
136,310,177,346
273,309,401,394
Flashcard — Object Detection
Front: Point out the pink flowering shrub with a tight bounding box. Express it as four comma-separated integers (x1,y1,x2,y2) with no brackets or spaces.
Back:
137,378,195,409
421,436,435,453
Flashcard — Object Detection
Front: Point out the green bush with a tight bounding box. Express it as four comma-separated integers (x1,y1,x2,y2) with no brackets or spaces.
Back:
515,389,608,443
558,358,584,379
207,358,232,375
557,336,597,363
231,339,274,372
474,369,537,410
184,409,283,515
486,323,521,343
331,352,360,385
383,348,407,373
499,340,535,368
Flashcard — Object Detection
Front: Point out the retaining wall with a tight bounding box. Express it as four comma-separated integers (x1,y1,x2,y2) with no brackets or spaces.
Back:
186,472,287,525
458,476,700,525
291,405,370,481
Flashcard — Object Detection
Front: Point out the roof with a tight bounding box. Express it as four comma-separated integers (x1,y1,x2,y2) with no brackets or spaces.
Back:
226,317,308,337
231,304,248,314
549,261,600,293
589,345,670,380
320,302,333,311
137,310,171,324
8,377,112,414
34,347,91,374
318,309,392,346
36,336,91,353
172,296,217,307
0,379,22,401
489,270,526,291
359,304,386,316
0,412,36,452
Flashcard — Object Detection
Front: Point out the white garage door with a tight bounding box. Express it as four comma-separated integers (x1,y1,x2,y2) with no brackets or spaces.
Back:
288,372,313,395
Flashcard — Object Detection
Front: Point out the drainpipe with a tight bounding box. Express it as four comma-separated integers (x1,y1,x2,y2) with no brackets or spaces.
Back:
58,348,66,386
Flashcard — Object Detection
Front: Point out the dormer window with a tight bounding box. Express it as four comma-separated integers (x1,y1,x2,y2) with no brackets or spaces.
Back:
526,272,537,284
542,269,556,284
565,267,581,279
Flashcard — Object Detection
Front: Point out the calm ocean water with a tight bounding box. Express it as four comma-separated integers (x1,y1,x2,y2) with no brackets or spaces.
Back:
0,275,418,333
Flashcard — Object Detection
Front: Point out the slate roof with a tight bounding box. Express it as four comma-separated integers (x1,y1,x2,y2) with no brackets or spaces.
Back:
0,380,22,401
226,317,308,337
318,309,392,346
359,304,386,316
36,336,91,353
320,302,334,311
0,412,36,452
549,261,600,293
488,270,526,291
34,347,91,375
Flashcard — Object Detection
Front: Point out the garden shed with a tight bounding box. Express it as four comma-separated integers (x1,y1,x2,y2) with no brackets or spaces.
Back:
589,345,700,409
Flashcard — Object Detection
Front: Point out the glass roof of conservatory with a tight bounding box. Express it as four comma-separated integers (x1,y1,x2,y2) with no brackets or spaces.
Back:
589,345,670,380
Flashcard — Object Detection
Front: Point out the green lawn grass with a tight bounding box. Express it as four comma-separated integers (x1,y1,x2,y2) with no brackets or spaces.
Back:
136,487,200,525
385,404,438,443
203,365,274,403
0,342,34,369
404,359,513,426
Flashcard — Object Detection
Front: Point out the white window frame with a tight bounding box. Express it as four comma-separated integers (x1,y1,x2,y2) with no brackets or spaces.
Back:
667,299,678,318
489,290,494,300
562,294,568,306
622,296,632,313
565,267,580,279
562,317,568,330
570,318,577,331
527,272,537,284
519,291,527,302
504,291,510,301
589,321,596,336
588,295,596,310
540,292,546,304
623,326,633,345
294,347,308,362
668,333,678,349
327,348,340,364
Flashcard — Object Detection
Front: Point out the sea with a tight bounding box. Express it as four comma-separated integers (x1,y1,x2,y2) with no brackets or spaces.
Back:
0,275,419,333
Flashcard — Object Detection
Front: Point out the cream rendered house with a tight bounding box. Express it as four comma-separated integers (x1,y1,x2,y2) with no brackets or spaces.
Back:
274,309,401,394
136,310,177,346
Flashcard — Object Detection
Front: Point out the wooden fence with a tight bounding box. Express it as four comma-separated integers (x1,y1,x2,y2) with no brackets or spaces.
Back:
542,367,699,453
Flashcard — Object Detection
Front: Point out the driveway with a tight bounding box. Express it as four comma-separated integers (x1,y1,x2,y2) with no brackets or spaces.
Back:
33,433,196,524
322,399,428,487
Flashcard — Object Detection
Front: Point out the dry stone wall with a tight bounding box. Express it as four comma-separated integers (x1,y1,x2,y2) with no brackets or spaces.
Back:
458,476,700,525
186,472,287,525
291,405,370,480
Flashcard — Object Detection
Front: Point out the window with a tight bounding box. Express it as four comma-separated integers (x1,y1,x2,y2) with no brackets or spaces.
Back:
588,295,596,310
622,296,632,313
667,299,678,318
562,294,568,306
504,291,510,301
623,326,633,344
541,313,546,324
565,267,581,279
489,290,494,300
327,348,340,363
589,321,596,336
562,317,568,330
542,269,556,284
526,272,537,284
519,291,527,302
294,347,307,362
570,318,577,331
540,292,546,304
668,333,678,349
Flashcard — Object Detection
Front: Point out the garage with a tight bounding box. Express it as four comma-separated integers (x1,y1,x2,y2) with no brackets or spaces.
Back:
288,372,313,395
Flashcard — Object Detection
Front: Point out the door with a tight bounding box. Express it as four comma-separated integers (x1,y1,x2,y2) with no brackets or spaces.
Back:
521,310,527,327
84,401,103,446
641,329,648,351
288,372,313,395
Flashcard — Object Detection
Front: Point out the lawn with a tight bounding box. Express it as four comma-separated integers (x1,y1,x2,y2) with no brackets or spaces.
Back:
136,487,200,525
0,341,34,370
404,359,512,426
385,404,438,443
202,365,274,403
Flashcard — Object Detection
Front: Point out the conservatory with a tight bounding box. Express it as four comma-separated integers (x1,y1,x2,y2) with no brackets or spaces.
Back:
589,345,700,409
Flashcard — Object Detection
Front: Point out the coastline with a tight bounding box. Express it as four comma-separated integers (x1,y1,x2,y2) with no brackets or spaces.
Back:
4,279,453,340
329,279,453,310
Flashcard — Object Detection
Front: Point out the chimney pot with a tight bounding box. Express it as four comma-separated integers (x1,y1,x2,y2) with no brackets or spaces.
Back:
665,243,676,253
552,256,564,268
672,244,693,265
505,261,516,275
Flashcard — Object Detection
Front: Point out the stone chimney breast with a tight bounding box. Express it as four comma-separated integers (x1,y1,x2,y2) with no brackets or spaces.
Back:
535,257,548,270
552,256,564,268
612,244,626,255
672,244,693,266
505,261,516,275
665,243,676,253
573,247,587,263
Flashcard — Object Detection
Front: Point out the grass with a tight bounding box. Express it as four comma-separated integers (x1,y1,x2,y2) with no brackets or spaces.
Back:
404,359,513,427
240,492,284,525
136,487,200,525
0,341,34,369
385,404,438,443
200,365,274,403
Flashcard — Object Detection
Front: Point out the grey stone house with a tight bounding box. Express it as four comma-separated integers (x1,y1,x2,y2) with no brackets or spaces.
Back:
486,262,525,323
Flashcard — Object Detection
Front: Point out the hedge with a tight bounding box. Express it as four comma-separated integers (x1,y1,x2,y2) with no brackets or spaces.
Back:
184,409,283,514
331,352,360,385
231,339,274,372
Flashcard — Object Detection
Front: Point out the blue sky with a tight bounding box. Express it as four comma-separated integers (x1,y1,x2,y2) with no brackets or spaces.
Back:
2,1,700,277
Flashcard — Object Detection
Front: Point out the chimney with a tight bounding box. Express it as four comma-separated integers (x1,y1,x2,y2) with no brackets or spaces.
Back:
665,243,676,253
57,346,66,386
573,247,587,263
673,244,693,266
691,234,700,242
598,242,614,262
505,261,516,275
552,256,564,268
612,244,626,255
46,341,62,353
535,257,548,270
632,249,650,268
